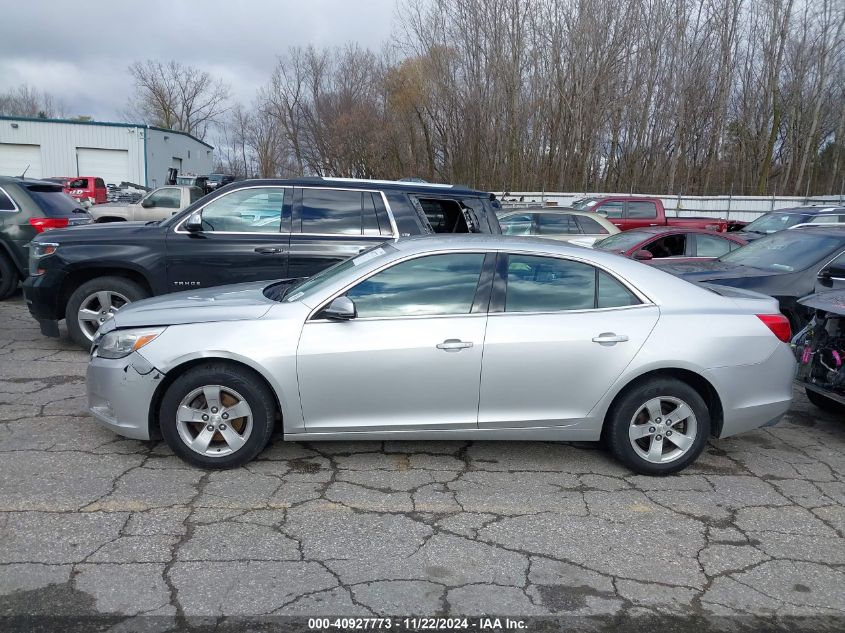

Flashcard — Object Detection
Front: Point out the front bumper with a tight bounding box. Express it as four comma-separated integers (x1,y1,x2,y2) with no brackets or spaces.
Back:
23,270,67,337
87,352,164,440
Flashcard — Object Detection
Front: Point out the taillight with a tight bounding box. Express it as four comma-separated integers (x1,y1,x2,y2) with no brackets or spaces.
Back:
757,314,791,342
29,217,69,233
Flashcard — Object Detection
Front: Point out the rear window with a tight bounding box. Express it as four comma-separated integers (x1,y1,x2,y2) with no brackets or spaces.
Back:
24,185,86,217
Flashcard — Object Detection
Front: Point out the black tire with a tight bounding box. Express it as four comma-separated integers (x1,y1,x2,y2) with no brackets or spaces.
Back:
605,378,711,475
805,388,845,414
65,276,149,348
159,363,277,468
0,253,19,300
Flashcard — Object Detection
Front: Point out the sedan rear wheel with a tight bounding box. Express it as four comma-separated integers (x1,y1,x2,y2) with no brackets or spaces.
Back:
160,363,276,468
606,378,710,475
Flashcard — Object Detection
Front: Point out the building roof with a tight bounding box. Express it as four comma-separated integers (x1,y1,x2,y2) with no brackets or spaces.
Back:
0,115,214,149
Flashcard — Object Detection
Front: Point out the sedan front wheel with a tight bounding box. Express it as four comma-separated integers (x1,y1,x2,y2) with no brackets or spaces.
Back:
606,378,710,475
159,363,277,468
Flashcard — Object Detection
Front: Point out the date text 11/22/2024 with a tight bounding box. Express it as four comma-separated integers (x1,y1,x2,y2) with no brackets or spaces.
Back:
307,617,528,630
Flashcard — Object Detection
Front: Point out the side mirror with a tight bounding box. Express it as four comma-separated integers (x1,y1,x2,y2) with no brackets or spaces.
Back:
596,210,608,217
140,198,153,208
185,212,203,232
633,249,654,261
818,265,845,287
321,296,356,320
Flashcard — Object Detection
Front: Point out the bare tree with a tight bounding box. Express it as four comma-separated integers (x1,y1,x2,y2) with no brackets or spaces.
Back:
126,60,230,140
0,84,65,118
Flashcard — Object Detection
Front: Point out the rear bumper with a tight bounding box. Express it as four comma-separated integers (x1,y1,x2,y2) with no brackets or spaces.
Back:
87,352,164,441
22,270,66,337
709,343,796,438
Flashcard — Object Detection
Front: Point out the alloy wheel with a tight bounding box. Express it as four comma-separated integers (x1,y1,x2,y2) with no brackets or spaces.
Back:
175,385,253,457
77,290,130,340
628,396,698,464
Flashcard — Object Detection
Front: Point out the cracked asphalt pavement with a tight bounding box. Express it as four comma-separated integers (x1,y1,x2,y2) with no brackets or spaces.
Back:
1,295,845,630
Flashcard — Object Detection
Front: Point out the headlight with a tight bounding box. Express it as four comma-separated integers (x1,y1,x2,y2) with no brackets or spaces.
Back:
96,328,164,359
29,242,59,276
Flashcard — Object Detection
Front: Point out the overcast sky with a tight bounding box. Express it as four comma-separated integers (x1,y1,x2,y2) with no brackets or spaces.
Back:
0,0,399,121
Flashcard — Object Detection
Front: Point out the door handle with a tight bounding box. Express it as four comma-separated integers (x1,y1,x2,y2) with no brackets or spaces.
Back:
592,333,629,345
649,223,659,226
254,246,284,254
436,339,474,352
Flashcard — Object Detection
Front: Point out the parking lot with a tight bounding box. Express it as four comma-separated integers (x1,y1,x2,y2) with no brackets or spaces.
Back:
1,294,844,629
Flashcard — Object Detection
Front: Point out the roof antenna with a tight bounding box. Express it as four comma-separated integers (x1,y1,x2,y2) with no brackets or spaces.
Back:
20,164,30,179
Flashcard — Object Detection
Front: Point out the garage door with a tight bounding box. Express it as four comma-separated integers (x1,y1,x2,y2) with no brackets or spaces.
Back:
0,143,43,178
76,148,130,186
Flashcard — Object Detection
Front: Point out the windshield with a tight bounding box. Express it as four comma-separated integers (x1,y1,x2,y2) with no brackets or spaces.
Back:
570,197,599,210
719,231,845,272
281,243,398,302
24,185,87,217
743,212,809,234
593,231,652,252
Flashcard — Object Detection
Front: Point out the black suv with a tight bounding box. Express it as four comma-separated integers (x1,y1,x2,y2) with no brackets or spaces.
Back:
24,177,501,346
0,176,91,300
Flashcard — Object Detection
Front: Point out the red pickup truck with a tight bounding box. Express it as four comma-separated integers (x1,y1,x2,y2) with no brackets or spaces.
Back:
570,196,745,233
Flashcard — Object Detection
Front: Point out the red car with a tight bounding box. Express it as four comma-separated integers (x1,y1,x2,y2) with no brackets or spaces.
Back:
590,227,747,263
65,176,107,205
570,196,747,232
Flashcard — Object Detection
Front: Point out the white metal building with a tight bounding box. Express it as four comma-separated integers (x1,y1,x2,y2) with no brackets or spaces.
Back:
0,116,214,188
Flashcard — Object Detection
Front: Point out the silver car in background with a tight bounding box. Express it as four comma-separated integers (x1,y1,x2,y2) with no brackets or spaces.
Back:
86,235,795,474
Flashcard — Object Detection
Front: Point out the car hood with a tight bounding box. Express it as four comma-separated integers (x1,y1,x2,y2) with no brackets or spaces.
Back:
798,290,845,315
36,220,160,242
111,280,294,329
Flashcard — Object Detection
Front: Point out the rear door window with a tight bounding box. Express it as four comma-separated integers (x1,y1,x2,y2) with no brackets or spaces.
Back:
627,201,658,218
575,215,610,234
501,214,534,235
301,188,363,235
537,213,582,235
24,185,85,217
95,178,105,188
695,234,733,257
504,255,596,312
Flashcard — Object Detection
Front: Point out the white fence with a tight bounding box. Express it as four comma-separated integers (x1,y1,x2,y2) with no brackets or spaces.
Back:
496,192,845,222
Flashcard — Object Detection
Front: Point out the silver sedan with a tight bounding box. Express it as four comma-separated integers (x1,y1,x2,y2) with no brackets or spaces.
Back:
86,235,795,474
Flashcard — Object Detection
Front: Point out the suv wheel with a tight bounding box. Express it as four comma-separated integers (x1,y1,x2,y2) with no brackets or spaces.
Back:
159,363,276,468
605,378,710,475
0,253,18,300
66,277,149,348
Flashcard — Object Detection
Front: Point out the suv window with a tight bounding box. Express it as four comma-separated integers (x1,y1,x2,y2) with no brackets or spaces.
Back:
189,187,204,204
627,201,657,218
23,184,84,217
417,198,470,233
0,188,15,211
345,253,485,318
146,188,181,209
595,201,624,219
95,178,105,188
301,188,363,235
504,254,639,312
537,213,581,235
200,187,285,232
68,178,89,189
